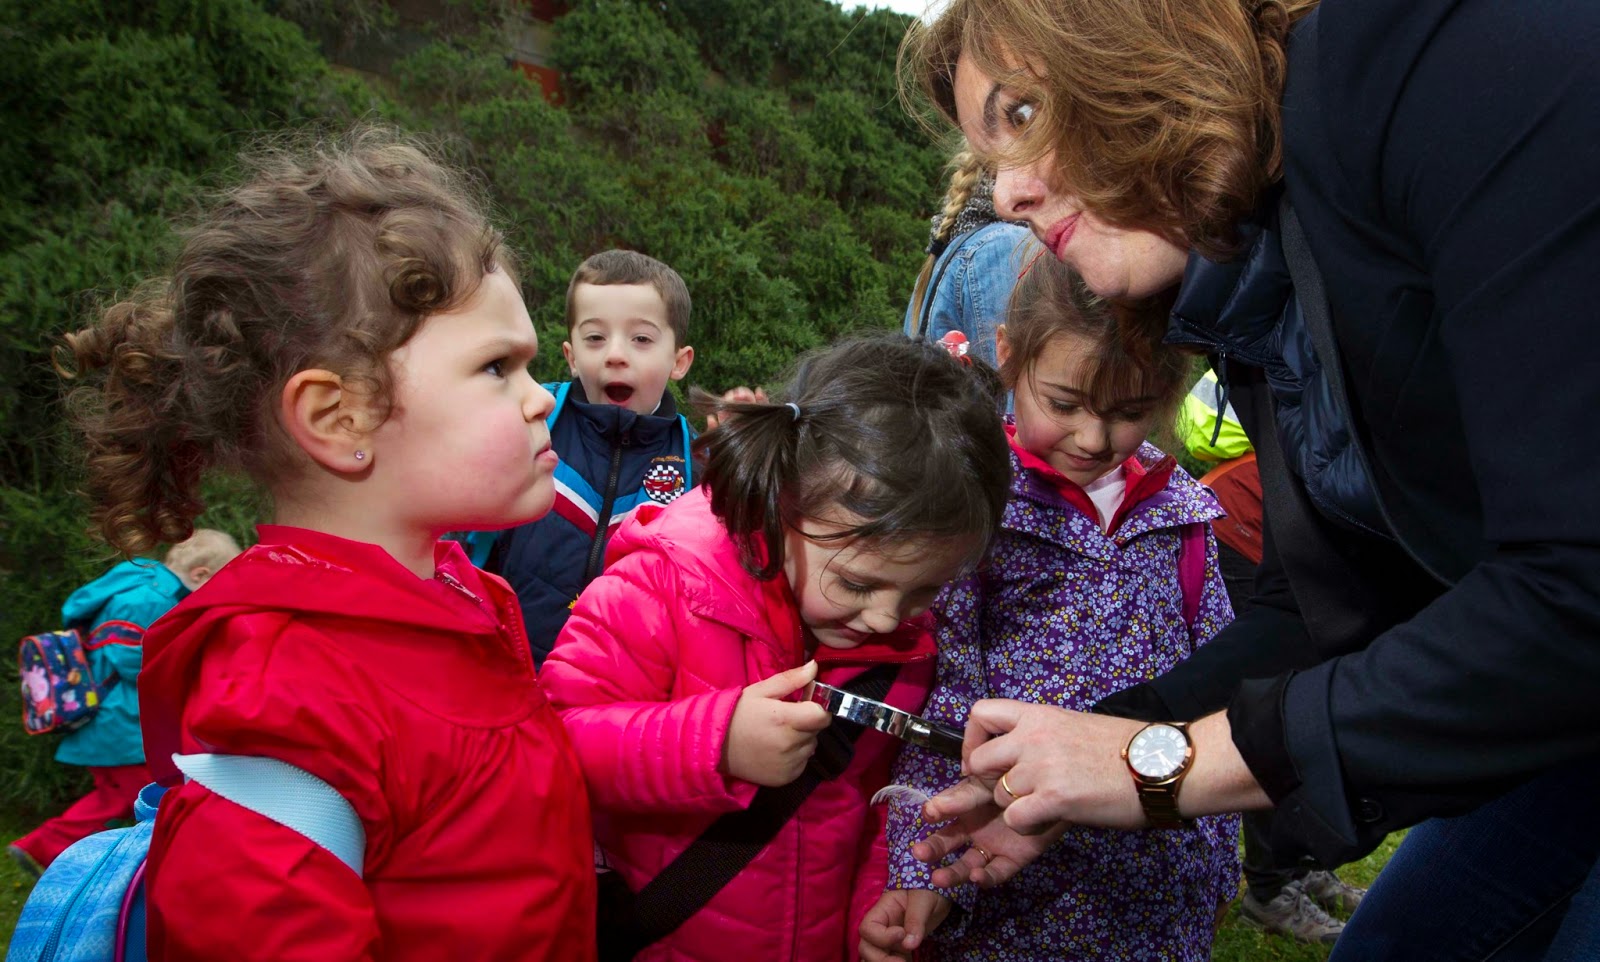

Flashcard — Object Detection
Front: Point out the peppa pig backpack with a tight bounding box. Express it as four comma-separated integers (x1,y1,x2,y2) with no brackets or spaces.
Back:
17,621,138,735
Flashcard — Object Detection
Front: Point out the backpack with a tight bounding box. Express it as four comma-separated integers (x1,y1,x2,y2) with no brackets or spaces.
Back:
7,753,365,962
17,622,138,736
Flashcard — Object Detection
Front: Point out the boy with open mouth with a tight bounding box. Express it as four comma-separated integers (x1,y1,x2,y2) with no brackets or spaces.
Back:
467,249,697,665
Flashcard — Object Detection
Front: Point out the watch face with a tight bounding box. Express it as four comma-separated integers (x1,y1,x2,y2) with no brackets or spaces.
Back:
1127,724,1190,779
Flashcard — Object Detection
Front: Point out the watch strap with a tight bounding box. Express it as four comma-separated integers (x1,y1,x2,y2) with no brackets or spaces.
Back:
1136,780,1189,830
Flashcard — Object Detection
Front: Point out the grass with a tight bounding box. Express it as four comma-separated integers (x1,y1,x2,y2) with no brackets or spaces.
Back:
2,808,39,949
1212,832,1403,961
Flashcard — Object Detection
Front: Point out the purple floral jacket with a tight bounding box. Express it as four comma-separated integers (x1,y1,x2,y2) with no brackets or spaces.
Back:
887,442,1242,962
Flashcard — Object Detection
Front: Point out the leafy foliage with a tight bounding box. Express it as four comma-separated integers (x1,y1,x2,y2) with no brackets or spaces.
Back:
0,0,389,811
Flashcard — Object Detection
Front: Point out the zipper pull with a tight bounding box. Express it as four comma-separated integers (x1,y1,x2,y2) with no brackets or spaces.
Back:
1209,350,1230,448
435,570,485,606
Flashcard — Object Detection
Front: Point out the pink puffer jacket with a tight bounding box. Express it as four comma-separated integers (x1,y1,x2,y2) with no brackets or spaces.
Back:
542,487,936,962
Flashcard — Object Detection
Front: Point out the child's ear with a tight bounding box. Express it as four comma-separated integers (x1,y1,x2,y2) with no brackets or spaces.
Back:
670,344,694,381
561,340,576,375
280,369,375,474
186,565,213,588
994,325,1011,370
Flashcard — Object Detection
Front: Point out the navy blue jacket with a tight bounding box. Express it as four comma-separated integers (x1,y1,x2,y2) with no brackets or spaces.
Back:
479,382,695,664
1100,0,1600,867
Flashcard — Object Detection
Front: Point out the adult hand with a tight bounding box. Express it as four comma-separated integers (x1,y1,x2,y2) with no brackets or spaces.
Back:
723,661,830,787
910,788,1069,888
704,386,768,430
858,888,953,961
922,700,1147,834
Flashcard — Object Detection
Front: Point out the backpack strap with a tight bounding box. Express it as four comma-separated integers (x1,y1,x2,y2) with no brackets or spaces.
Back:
598,663,900,961
1178,523,1207,630
172,753,365,876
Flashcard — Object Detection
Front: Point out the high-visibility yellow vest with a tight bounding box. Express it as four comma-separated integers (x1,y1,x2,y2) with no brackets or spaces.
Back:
1178,369,1253,462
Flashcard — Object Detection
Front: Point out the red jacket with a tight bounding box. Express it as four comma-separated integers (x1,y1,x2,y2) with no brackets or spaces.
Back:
139,526,597,962
541,489,936,962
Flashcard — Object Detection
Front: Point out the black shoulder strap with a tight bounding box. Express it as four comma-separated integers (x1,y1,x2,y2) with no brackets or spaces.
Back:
598,662,900,961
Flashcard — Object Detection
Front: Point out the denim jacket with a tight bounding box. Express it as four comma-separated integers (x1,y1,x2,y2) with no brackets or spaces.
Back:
903,222,1039,366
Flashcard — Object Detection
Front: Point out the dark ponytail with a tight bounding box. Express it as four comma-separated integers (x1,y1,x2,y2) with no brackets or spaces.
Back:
695,334,1011,579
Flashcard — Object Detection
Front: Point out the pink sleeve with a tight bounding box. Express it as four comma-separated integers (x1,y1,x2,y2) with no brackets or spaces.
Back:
846,801,891,962
541,547,758,814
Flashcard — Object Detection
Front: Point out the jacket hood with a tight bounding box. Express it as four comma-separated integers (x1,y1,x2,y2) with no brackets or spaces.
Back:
1006,424,1221,533
62,559,185,626
151,526,501,633
1004,440,1223,557
140,525,518,784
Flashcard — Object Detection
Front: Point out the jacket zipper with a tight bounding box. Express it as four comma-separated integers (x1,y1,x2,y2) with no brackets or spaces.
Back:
585,441,626,583
436,570,532,673
40,838,123,959
435,570,484,606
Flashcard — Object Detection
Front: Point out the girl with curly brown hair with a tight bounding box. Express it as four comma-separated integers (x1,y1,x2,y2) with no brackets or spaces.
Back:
896,1,1600,959
59,127,597,960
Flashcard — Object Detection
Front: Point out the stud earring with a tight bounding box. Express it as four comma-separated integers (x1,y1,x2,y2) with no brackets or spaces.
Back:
354,450,366,461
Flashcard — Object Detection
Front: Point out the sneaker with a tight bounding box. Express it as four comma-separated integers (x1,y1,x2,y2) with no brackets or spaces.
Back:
7,843,43,881
1240,879,1344,944
1301,869,1367,915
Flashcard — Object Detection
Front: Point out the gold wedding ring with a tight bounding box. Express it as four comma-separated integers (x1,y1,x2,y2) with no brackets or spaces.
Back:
972,845,993,865
1000,771,1020,800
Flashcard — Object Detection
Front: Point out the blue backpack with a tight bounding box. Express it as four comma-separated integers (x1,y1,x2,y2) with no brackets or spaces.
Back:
7,753,365,962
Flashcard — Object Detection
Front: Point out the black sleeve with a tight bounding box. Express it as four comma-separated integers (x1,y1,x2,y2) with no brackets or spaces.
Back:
1096,505,1319,722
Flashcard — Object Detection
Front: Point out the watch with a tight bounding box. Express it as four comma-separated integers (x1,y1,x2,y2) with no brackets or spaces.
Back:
1121,721,1194,829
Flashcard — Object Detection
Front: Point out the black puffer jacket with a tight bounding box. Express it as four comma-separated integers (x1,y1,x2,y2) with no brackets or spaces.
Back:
1165,204,1387,541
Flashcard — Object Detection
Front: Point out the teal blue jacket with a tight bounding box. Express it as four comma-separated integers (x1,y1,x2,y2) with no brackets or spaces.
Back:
55,560,187,767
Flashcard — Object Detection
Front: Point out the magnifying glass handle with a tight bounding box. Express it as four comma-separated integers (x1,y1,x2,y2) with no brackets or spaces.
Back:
906,718,964,760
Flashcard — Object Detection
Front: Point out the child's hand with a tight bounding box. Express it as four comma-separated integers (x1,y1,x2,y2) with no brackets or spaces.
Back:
913,785,1071,888
704,386,768,431
859,888,953,961
724,661,831,787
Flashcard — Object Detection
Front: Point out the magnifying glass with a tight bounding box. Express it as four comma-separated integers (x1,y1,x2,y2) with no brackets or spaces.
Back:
802,681,964,760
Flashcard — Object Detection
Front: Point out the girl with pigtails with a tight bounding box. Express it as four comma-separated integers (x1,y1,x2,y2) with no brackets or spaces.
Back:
540,335,1013,962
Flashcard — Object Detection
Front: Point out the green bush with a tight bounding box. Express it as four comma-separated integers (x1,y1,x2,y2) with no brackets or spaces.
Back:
0,0,383,812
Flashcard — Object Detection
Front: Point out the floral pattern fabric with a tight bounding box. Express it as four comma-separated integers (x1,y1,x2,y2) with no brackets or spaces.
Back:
888,443,1242,961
